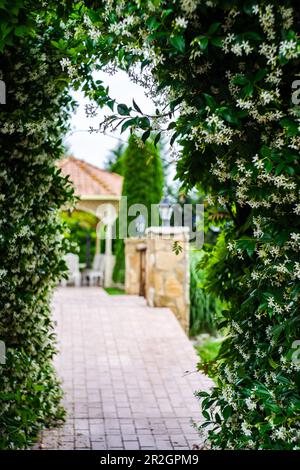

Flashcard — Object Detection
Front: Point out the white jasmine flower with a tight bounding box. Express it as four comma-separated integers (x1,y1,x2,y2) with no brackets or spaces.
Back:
174,17,188,29
245,397,256,411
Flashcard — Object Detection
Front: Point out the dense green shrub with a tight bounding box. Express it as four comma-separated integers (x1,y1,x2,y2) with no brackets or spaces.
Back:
0,6,75,448
190,252,224,336
0,1,104,449
87,0,300,449
61,210,99,265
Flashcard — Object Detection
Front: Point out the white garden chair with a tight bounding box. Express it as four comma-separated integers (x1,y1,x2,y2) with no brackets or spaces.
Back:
61,253,81,287
84,254,105,286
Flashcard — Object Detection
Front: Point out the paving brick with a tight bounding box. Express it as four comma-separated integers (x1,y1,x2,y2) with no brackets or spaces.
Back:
37,287,212,450
124,441,140,450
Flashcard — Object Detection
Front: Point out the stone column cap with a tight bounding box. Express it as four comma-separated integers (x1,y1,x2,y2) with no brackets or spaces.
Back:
125,237,146,244
146,226,190,240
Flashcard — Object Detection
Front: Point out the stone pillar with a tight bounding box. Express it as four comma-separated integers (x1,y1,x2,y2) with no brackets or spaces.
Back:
145,227,190,333
95,221,102,255
104,223,115,288
124,238,146,295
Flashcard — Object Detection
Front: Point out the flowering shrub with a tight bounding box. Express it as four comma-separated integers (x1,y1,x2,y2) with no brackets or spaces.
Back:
0,2,86,449
79,0,300,449
1,0,299,450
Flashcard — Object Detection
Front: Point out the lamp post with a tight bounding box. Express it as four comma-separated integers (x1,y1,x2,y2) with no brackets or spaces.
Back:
158,195,173,227
135,214,147,296
135,214,146,237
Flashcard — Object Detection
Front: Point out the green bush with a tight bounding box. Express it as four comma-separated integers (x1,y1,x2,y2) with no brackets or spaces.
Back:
61,210,99,265
95,0,300,449
0,1,81,449
190,252,224,336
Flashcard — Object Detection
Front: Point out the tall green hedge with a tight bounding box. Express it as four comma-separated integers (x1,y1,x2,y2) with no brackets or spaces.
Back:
113,135,163,284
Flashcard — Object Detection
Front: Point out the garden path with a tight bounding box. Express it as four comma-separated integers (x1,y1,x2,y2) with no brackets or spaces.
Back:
36,287,212,450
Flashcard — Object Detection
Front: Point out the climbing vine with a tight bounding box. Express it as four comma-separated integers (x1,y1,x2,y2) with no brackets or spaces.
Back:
0,1,105,449
1,0,299,450
79,0,300,449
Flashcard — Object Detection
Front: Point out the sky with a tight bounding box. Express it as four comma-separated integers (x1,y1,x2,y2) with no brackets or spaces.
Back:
65,70,157,169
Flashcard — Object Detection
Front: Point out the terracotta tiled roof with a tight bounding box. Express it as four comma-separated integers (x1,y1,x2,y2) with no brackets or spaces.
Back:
58,156,123,197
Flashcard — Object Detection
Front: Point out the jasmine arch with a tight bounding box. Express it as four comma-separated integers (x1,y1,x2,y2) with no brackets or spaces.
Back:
0,0,299,450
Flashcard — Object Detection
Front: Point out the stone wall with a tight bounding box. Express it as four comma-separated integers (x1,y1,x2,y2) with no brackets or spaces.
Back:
124,237,146,295
145,227,190,333
125,228,190,333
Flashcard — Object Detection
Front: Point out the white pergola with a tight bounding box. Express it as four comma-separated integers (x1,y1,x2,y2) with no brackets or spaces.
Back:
59,156,123,287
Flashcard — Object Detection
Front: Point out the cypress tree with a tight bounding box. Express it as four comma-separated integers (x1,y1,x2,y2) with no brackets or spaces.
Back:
113,135,163,284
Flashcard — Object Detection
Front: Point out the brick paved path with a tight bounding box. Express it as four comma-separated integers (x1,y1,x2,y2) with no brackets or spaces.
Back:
37,288,212,450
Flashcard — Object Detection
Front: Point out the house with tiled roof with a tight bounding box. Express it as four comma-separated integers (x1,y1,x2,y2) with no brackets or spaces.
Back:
58,156,123,287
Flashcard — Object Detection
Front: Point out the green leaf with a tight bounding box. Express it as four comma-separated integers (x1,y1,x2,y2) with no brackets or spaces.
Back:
162,9,173,19
121,118,136,134
285,165,295,176
142,129,150,143
280,118,298,137
107,99,115,111
243,31,262,41
197,35,208,50
222,109,239,125
197,391,210,398
233,75,249,85
236,237,256,257
138,116,150,129
211,37,222,47
117,103,130,116
254,68,267,83
170,96,183,111
243,83,254,97
275,162,286,175
167,121,176,130
260,145,271,158
154,132,161,147
268,358,278,369
208,22,221,35
222,405,233,419
141,59,151,70
170,35,185,52
203,93,216,110
264,161,273,173
14,25,30,37
170,131,178,146
132,99,142,114
146,16,160,31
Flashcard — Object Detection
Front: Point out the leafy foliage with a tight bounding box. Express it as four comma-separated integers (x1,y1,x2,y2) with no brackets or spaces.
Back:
0,0,101,449
195,335,224,380
190,251,224,336
82,0,300,449
61,210,99,265
104,143,125,176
